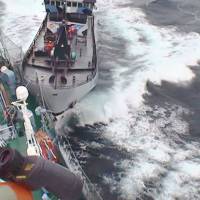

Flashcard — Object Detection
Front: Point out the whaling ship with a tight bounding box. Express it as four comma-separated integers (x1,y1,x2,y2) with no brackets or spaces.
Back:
22,0,98,114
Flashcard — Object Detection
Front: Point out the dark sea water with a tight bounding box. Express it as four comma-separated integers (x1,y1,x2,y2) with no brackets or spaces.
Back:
1,0,200,199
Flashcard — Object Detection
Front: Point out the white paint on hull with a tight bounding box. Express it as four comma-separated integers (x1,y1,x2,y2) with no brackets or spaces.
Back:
27,70,98,114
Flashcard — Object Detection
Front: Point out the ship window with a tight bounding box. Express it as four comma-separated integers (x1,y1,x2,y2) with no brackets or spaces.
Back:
46,0,50,4
67,1,71,6
72,2,77,7
78,3,83,7
51,1,55,5
56,1,60,6
89,3,93,9
84,2,89,7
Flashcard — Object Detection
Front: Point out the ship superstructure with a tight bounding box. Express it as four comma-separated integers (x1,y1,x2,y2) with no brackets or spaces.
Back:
22,0,97,114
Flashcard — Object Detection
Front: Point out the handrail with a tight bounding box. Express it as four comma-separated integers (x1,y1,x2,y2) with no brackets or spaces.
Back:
0,125,17,141
58,137,103,200
91,15,97,69
0,138,7,147
41,109,102,200
0,126,15,132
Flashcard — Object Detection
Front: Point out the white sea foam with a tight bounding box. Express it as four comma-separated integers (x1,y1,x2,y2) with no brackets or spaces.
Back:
102,105,200,199
72,3,200,198
73,2,200,126
3,0,44,15
3,0,200,199
1,0,45,50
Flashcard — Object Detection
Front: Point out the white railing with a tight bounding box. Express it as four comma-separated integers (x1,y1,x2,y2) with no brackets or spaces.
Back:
0,125,17,141
58,137,103,200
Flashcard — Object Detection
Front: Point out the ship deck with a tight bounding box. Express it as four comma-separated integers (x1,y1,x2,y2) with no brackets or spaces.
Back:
23,17,96,89
1,95,58,200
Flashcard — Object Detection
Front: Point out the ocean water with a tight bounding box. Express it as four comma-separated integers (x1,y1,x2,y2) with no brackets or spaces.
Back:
1,0,200,199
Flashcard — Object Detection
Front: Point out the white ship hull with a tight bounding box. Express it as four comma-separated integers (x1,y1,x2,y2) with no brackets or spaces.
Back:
27,69,98,114
22,6,98,114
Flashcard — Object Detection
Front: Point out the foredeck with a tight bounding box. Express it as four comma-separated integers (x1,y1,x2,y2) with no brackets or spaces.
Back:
29,27,94,70
24,15,96,89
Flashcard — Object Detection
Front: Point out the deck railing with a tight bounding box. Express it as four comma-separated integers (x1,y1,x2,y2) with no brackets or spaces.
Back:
0,125,17,142
58,137,103,200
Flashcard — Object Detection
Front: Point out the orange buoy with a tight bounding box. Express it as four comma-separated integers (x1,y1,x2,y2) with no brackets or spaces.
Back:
0,182,33,200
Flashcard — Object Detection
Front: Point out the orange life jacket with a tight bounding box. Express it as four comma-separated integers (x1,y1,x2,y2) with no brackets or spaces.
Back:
0,182,33,200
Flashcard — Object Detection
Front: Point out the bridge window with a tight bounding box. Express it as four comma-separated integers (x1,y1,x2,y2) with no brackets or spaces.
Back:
84,2,89,7
56,1,60,6
67,1,71,6
91,3,94,9
78,3,83,7
89,3,93,9
51,1,55,5
72,2,77,7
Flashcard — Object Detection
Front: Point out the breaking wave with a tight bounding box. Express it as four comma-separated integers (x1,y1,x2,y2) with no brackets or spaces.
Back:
69,1,200,199
73,0,200,123
1,0,44,50
2,0,200,199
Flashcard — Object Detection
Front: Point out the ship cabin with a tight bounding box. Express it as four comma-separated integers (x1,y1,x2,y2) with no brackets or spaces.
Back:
44,0,96,23
45,0,96,11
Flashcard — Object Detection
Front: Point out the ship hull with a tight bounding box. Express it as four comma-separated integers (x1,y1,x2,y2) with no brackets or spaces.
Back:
26,70,98,114
22,13,98,114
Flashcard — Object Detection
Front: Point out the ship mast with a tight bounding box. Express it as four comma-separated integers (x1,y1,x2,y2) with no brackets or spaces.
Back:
12,86,41,156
